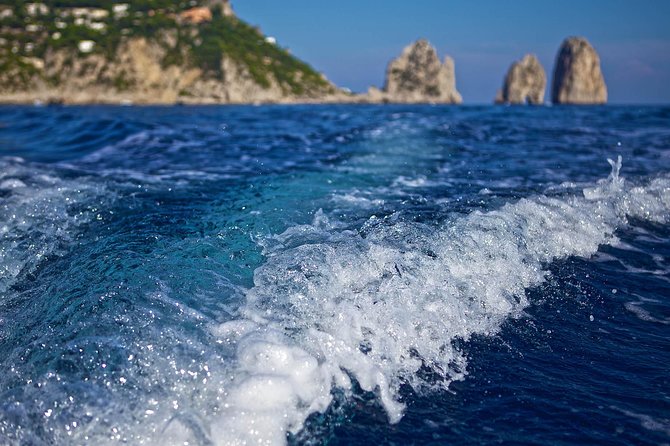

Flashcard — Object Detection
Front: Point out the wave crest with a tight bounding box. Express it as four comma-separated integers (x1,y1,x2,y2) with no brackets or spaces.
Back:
208,160,670,445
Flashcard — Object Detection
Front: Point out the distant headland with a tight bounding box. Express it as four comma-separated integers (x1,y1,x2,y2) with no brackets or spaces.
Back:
0,1,607,105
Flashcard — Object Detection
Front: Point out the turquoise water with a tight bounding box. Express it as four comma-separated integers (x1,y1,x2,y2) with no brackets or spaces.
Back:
0,105,669,445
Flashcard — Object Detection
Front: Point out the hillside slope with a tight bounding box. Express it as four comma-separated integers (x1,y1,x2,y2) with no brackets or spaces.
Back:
0,1,341,104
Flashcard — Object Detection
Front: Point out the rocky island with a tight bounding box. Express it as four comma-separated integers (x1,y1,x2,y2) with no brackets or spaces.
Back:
494,54,546,105
367,39,462,104
0,0,341,104
551,37,607,104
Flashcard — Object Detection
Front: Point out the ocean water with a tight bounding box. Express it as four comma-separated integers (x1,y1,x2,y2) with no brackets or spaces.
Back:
0,104,669,445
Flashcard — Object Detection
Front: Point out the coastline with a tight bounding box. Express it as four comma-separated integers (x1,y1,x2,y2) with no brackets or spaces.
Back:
0,97,631,106
0,92,466,106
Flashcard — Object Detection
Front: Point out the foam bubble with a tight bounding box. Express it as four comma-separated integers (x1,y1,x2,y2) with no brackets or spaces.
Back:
209,160,670,445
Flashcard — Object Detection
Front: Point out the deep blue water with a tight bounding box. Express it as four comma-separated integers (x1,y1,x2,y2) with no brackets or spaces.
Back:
0,105,669,445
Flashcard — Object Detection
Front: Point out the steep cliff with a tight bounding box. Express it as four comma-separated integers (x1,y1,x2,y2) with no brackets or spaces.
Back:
0,1,339,104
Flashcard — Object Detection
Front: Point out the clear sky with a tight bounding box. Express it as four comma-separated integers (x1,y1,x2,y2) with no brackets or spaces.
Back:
233,0,670,104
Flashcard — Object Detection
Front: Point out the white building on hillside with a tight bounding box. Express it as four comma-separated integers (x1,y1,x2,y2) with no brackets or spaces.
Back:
26,3,49,16
61,8,109,20
113,4,129,18
89,22,106,31
0,7,13,19
78,40,95,53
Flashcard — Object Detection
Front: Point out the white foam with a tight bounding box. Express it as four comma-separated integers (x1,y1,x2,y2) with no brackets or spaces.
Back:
392,175,429,188
205,159,670,445
0,159,109,293
331,192,385,209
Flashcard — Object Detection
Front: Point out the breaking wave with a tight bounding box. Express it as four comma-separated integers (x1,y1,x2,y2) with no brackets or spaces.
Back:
203,158,670,445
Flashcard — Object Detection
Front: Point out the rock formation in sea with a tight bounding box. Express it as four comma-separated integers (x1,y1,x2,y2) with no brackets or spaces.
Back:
494,54,546,105
551,37,607,104
374,39,462,104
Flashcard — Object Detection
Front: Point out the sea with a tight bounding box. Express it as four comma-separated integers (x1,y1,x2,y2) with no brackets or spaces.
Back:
0,104,668,446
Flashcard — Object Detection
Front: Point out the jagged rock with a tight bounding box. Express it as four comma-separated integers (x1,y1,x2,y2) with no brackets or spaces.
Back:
366,86,386,103
206,0,234,18
551,37,607,104
222,0,234,17
179,7,212,25
381,39,462,103
495,54,546,105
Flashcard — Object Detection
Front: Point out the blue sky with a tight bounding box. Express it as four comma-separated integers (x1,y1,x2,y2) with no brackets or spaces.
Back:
234,0,670,103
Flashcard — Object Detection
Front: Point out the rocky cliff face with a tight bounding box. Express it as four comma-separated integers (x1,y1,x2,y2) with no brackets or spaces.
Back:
376,39,462,104
495,54,546,105
551,37,607,104
2,37,329,104
0,2,339,104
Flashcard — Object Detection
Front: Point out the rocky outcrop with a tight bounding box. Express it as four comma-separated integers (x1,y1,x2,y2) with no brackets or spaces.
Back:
495,54,546,105
179,7,213,25
206,0,235,18
551,37,607,104
375,39,462,104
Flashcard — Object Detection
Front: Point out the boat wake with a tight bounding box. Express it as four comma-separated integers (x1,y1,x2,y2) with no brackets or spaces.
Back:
200,158,670,445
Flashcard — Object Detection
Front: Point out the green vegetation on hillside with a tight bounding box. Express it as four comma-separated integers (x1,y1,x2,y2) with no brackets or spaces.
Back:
0,0,332,95
189,13,329,94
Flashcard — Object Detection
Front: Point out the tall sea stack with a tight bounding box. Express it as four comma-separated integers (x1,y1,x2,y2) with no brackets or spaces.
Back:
495,54,546,105
375,39,462,104
551,37,607,104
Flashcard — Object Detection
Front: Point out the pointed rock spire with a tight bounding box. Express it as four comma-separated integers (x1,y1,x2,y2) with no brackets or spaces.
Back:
551,37,607,104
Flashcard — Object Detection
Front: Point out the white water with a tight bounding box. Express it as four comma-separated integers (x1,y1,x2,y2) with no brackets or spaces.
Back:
0,158,107,293
5,157,669,446
202,158,670,445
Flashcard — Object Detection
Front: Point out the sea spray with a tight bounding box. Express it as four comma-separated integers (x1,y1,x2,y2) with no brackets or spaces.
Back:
2,104,670,446
208,159,670,445
0,158,109,294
